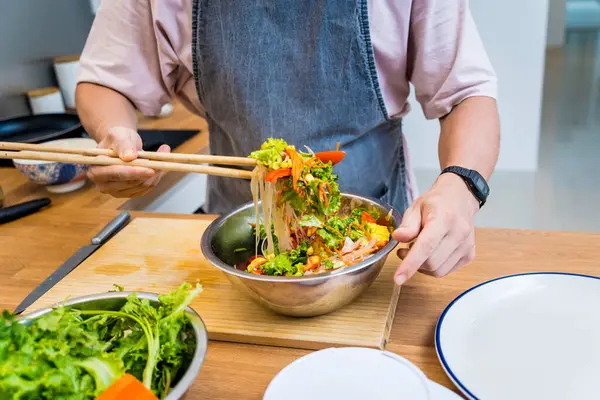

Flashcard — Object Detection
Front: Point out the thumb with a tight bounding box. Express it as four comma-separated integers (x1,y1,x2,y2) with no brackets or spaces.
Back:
392,204,422,243
157,144,171,154
109,128,142,161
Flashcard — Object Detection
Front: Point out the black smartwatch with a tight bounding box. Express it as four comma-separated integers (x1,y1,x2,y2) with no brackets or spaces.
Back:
440,166,490,208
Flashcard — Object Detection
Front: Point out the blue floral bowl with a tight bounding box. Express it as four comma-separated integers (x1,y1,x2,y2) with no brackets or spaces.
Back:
13,138,97,193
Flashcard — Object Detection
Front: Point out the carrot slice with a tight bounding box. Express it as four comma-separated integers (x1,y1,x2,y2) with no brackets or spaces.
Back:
287,148,304,190
266,168,292,182
315,151,345,165
361,211,376,225
319,183,329,207
97,374,158,400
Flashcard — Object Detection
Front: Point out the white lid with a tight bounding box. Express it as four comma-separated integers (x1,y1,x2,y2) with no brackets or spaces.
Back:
264,347,431,400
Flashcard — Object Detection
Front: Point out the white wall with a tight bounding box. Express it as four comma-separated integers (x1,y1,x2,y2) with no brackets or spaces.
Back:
403,0,549,172
548,0,567,47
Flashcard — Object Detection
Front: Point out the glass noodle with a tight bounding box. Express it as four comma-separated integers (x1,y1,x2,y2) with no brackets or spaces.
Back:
251,165,292,255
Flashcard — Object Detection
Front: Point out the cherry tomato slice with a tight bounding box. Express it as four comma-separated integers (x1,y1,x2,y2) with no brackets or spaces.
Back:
315,151,346,165
265,168,292,182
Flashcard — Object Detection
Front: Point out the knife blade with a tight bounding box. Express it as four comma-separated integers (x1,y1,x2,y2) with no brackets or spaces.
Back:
14,212,131,315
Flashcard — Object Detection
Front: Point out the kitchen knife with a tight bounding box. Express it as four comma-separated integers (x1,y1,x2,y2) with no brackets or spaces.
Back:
0,198,51,224
14,212,131,315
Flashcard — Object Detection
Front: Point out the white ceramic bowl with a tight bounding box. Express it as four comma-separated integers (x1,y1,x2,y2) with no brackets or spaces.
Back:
13,137,97,193
264,347,462,400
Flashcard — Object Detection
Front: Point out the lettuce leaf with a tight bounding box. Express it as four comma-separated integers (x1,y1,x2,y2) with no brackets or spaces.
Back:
288,241,309,266
260,254,298,276
298,214,324,228
316,227,343,249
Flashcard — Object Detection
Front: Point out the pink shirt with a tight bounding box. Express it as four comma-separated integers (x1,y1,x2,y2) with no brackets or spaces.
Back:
78,0,497,120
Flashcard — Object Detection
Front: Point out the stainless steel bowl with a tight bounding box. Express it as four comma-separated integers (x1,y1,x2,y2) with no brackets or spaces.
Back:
201,193,402,317
18,292,208,400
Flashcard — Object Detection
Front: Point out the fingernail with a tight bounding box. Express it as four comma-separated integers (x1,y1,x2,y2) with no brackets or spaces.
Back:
123,149,134,157
395,274,406,286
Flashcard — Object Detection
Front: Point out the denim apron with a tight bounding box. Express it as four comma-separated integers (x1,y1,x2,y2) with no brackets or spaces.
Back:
192,0,409,215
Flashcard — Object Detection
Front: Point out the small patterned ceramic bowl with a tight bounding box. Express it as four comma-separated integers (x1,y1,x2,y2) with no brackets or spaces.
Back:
13,138,97,193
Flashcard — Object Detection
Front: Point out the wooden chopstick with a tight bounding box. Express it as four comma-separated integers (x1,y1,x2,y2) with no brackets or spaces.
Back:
0,141,257,167
0,150,254,180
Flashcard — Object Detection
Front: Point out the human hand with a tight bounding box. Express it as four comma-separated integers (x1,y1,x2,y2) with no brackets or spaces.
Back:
392,173,480,285
87,127,170,198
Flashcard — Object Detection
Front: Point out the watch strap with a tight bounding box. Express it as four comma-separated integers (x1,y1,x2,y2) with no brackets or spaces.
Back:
441,166,489,208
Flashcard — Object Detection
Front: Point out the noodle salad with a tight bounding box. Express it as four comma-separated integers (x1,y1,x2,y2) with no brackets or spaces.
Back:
246,138,393,276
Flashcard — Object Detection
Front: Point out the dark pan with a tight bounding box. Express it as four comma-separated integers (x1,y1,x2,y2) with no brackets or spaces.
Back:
0,113,86,167
0,113,85,144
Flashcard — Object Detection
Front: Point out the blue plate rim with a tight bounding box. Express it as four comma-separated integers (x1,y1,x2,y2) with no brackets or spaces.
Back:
434,271,600,400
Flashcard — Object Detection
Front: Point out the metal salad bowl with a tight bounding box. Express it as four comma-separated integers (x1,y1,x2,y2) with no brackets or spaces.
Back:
17,292,208,400
201,193,402,317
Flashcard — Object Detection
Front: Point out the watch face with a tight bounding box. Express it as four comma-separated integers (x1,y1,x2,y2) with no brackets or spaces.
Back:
472,174,490,197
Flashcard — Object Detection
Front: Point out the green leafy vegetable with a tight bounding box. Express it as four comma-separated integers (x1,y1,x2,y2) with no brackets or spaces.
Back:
288,241,309,266
310,163,335,181
279,183,306,212
316,227,343,249
314,216,368,250
0,283,202,400
324,215,365,242
350,207,379,222
348,227,365,242
256,242,308,276
249,138,288,169
322,260,334,270
260,253,301,276
298,214,324,228
254,223,280,255
76,354,126,395
326,216,350,232
325,184,342,215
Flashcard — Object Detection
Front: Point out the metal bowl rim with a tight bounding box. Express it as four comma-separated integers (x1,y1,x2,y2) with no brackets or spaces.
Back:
17,291,208,400
200,192,402,283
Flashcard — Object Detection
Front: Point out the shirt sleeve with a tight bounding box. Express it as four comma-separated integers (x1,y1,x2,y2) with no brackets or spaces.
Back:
77,0,177,116
407,0,498,120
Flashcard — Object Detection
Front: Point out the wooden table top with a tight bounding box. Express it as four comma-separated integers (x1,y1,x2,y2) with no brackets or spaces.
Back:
2,207,599,398
0,101,209,211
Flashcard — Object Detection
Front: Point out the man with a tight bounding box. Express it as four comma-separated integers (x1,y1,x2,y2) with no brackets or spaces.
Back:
76,0,500,285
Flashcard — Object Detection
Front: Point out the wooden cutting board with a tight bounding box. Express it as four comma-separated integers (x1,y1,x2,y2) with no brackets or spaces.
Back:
31,217,402,350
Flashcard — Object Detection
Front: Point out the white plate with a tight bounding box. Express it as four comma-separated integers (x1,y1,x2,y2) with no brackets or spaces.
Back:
264,347,462,400
436,272,600,400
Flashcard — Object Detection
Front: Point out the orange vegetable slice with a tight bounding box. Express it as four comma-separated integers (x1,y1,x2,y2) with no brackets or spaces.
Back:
361,211,376,225
315,151,345,165
96,374,158,400
265,168,292,182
